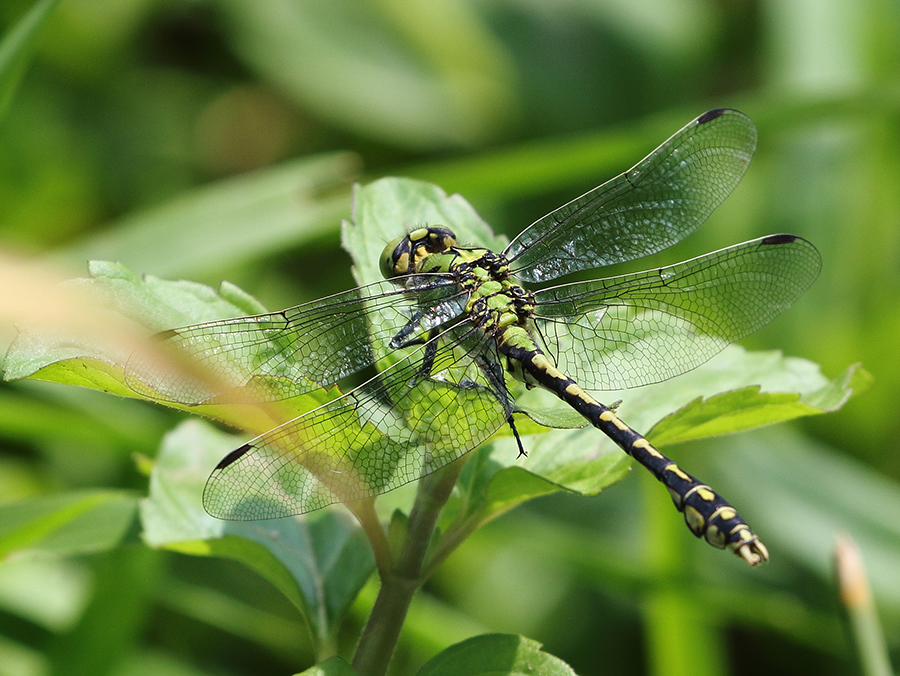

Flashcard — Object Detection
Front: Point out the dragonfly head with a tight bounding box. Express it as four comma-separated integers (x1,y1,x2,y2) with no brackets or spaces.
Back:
380,226,459,278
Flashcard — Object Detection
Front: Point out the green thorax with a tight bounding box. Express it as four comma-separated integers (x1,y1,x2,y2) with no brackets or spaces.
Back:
381,226,539,370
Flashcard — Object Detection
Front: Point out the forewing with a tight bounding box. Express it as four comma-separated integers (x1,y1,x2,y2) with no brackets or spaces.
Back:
202,326,508,519
124,275,466,405
532,235,821,390
505,109,758,283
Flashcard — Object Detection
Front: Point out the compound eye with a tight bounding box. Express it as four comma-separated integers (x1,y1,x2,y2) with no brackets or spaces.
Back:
380,236,407,278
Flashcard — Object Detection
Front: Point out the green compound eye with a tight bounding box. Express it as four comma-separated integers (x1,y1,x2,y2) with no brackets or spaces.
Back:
379,227,459,278
380,236,406,278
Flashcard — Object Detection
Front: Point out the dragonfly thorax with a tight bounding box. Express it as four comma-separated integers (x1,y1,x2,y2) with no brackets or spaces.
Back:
383,225,538,349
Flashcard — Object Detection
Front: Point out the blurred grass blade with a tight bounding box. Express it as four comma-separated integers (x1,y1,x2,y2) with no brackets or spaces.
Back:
156,578,312,660
644,590,727,676
218,0,516,149
706,428,900,593
52,152,360,279
835,535,895,676
0,0,60,123
0,490,139,558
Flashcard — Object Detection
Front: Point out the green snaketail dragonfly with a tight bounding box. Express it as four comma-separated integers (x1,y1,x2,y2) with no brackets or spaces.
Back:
126,108,821,566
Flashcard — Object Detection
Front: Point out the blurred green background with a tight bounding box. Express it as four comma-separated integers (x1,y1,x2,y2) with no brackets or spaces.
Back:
1,0,899,675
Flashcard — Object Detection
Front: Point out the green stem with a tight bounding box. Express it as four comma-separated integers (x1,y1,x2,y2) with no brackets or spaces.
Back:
640,468,727,676
352,460,465,676
348,498,393,582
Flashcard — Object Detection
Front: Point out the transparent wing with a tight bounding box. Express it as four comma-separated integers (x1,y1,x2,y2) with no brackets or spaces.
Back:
532,235,821,390
505,109,758,283
124,274,466,405
202,325,509,519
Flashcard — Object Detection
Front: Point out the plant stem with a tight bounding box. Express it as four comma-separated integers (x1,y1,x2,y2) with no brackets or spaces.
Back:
348,498,393,582
352,460,464,676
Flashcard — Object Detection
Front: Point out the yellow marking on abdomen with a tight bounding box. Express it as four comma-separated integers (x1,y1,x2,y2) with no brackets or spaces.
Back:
697,487,717,502
599,409,630,431
565,383,580,395
631,437,663,459
665,463,691,481
530,353,568,380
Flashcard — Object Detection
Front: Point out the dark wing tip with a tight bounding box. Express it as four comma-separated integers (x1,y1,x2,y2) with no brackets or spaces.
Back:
697,108,728,124
149,328,179,342
214,444,252,470
760,233,800,246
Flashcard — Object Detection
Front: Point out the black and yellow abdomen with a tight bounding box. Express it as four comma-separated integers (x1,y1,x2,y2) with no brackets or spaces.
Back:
501,337,768,566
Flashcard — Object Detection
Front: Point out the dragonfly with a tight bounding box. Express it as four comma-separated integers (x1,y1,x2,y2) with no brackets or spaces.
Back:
126,108,821,566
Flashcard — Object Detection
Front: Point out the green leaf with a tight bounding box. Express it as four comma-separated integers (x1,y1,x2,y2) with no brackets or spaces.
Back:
0,490,140,558
444,425,630,532
2,260,328,434
513,405,587,431
3,260,262,379
140,420,375,647
647,360,870,446
0,0,61,123
417,634,576,676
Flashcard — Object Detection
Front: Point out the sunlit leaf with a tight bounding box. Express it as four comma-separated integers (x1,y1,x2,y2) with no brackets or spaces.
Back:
648,361,870,446
344,176,507,289
417,633,576,676
2,260,328,434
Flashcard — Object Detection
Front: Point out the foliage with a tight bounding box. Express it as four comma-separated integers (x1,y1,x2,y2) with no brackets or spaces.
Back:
1,176,873,675
1,1,899,676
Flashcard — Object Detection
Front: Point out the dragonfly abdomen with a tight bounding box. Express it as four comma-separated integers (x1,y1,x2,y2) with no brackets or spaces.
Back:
502,341,769,566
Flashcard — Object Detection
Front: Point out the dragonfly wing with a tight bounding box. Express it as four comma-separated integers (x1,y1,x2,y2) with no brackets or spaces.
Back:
532,235,821,390
124,275,465,405
202,325,509,519
505,109,758,283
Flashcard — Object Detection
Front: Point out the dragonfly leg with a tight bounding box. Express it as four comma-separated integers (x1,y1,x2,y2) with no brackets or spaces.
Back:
416,337,438,380
475,351,528,457
507,414,527,458
388,309,427,350
391,325,440,385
